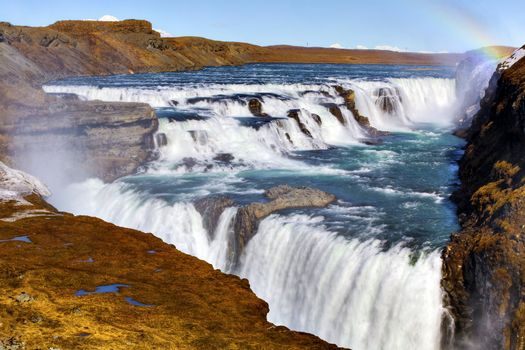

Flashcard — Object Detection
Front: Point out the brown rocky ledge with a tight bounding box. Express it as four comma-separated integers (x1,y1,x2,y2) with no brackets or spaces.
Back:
0,192,340,349
441,48,525,349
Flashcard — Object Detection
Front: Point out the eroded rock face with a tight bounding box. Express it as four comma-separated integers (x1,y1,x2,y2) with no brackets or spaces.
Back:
3,101,158,183
233,185,336,261
287,109,313,138
322,103,346,125
194,195,235,239
333,85,386,137
442,52,525,349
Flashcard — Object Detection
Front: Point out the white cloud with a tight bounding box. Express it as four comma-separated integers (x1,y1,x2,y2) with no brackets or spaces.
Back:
98,15,119,22
355,45,369,50
154,28,173,38
329,43,344,49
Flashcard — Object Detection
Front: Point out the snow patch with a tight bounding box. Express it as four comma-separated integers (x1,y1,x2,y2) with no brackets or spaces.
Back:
98,15,119,22
329,43,344,49
498,46,525,72
0,162,50,204
154,28,172,38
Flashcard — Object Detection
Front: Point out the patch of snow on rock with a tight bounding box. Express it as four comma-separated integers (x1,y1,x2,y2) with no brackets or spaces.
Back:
98,15,120,22
498,46,525,72
154,28,172,38
0,162,50,203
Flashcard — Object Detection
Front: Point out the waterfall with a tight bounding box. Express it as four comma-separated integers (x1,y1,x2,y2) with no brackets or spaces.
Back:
44,77,459,172
45,67,463,350
208,207,237,271
239,214,444,350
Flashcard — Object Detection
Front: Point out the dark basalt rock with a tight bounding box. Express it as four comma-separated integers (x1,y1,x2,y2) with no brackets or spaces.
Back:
442,51,525,350
235,116,283,130
322,103,346,125
213,153,234,163
299,90,331,98
333,85,388,137
287,109,313,138
194,195,235,239
155,133,168,147
248,98,269,117
311,113,322,125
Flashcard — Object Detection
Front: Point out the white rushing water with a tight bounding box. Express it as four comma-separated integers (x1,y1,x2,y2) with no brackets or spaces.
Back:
44,78,458,170
45,74,463,350
240,214,444,350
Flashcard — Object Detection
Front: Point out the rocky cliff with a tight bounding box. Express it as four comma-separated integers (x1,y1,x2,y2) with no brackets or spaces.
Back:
442,47,525,349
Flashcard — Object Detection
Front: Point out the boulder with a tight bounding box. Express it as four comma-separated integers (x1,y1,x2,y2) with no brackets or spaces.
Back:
248,98,268,117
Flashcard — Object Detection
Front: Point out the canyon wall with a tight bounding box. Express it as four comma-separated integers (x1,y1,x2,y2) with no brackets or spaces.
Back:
442,48,525,349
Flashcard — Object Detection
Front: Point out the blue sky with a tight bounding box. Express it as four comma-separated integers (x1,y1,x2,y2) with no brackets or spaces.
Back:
1,0,523,53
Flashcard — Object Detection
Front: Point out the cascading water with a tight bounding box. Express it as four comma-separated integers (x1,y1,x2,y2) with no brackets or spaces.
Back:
45,63,468,350
239,215,444,350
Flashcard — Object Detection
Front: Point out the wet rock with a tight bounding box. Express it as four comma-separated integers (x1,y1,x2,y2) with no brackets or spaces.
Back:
299,90,331,98
287,109,312,138
233,185,336,262
311,113,322,126
188,130,208,145
442,50,525,349
194,196,235,238
373,87,401,114
322,103,346,125
213,153,234,163
248,98,268,117
154,133,168,147
333,85,388,137
181,157,198,170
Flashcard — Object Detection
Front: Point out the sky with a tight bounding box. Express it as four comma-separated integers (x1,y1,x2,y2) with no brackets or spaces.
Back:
1,0,524,53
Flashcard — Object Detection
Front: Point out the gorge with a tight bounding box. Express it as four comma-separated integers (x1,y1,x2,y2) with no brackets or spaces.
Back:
0,18,524,350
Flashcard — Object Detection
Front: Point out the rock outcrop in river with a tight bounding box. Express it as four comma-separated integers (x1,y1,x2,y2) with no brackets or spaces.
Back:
442,46,525,350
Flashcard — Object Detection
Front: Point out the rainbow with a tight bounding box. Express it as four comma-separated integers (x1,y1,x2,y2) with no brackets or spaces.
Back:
424,0,513,60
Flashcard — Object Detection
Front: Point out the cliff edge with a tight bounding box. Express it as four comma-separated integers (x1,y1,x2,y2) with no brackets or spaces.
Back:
0,162,340,349
442,47,525,349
